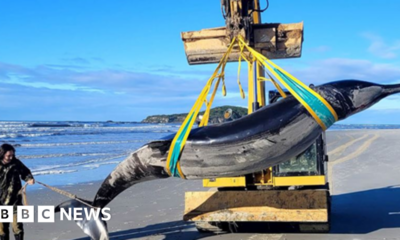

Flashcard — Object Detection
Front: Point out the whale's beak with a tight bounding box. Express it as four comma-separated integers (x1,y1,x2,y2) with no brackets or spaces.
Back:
55,199,109,240
383,83,400,95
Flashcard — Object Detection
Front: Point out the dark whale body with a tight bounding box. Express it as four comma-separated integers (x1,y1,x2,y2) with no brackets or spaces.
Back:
58,80,400,239
92,80,400,208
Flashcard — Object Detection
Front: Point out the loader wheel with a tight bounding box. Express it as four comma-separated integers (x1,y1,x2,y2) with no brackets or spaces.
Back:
195,221,227,234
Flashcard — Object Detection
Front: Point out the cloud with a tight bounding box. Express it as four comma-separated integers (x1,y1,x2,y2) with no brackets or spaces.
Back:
43,64,89,70
308,46,331,53
0,61,239,120
1,57,400,122
370,94,400,110
91,57,104,63
340,108,400,124
0,60,244,97
284,58,400,85
0,81,163,121
61,57,90,65
271,58,400,112
362,32,400,59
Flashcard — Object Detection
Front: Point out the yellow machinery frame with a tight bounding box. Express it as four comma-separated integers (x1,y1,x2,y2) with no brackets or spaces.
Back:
182,0,330,233
201,0,327,191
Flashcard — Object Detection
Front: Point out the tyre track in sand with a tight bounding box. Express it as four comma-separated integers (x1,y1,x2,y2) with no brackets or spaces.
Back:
328,133,370,156
328,133,380,192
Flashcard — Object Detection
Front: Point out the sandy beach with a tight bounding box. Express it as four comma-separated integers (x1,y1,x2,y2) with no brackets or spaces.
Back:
21,129,400,240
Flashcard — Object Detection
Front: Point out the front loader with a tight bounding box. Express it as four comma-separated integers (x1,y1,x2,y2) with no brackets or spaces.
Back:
181,0,330,233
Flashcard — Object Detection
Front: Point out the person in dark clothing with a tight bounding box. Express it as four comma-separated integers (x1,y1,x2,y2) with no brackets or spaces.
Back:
0,144,35,240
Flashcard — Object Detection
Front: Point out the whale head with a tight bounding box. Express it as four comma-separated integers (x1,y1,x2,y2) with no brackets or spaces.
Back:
315,80,400,120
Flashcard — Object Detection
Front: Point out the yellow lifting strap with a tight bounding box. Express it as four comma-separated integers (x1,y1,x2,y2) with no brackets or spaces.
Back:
235,36,338,130
165,38,242,178
166,36,338,178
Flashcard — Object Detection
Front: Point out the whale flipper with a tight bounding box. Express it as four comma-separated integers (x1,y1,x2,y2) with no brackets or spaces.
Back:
56,199,109,240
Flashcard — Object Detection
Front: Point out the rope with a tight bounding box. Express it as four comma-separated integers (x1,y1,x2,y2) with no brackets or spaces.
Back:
36,181,97,209
18,181,97,209
18,182,29,206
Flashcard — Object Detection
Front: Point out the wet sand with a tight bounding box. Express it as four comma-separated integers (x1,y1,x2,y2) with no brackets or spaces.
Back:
22,129,400,240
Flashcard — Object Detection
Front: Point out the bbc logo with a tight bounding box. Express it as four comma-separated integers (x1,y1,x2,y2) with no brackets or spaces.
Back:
0,206,54,222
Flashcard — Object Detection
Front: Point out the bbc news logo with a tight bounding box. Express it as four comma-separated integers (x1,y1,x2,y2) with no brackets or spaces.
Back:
0,206,111,222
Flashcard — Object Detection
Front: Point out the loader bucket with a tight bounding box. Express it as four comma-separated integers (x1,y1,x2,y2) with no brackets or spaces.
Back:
181,22,304,65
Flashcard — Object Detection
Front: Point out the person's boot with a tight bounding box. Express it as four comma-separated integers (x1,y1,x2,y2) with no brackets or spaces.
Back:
13,233,22,240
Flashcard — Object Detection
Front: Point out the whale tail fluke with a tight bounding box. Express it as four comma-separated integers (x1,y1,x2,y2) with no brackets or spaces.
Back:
55,199,109,240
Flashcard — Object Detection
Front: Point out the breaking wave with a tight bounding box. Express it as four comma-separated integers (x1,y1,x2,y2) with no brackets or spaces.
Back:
32,170,78,176
30,153,127,173
19,140,152,148
0,122,177,139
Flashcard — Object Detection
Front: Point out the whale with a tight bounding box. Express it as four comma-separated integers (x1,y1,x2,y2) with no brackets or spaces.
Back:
57,80,400,239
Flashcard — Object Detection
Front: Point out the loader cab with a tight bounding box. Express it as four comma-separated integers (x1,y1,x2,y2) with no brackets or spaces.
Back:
268,90,328,187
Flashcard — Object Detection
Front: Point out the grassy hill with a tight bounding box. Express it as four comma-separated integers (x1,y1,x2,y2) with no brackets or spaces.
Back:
142,105,248,124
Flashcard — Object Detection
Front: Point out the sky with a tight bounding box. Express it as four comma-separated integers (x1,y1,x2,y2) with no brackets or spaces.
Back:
1,0,400,124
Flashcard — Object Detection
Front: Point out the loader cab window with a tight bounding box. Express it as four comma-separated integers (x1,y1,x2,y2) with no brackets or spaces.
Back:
278,143,318,174
268,90,326,177
273,138,325,177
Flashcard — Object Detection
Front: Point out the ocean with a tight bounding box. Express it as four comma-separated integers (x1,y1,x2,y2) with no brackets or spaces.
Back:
0,121,180,191
1,120,400,191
